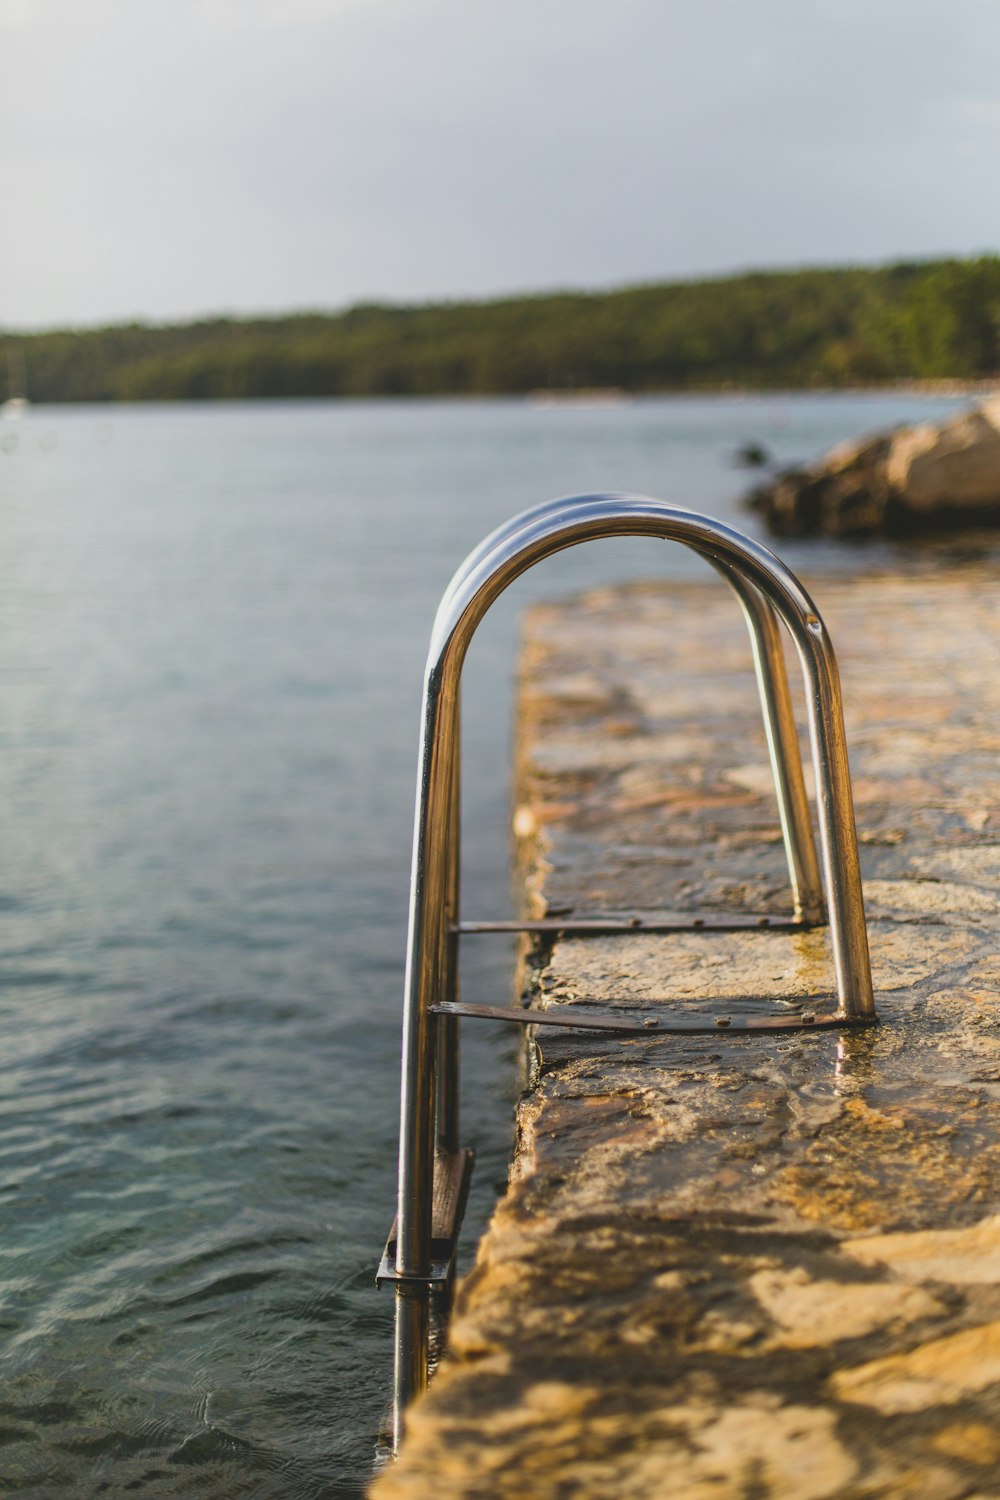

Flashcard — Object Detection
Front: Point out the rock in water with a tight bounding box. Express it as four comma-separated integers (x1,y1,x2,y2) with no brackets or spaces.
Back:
732,439,772,469
888,396,1000,512
748,393,1000,537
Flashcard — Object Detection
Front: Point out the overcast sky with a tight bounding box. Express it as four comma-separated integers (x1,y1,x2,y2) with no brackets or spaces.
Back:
2,0,999,329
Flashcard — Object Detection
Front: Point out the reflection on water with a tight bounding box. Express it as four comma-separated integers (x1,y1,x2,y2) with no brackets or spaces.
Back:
0,393,967,1495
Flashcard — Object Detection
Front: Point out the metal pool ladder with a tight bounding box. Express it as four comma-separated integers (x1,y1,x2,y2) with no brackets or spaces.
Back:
377,493,877,1447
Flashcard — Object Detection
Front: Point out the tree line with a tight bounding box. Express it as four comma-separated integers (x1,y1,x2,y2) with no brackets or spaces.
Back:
5,257,1000,403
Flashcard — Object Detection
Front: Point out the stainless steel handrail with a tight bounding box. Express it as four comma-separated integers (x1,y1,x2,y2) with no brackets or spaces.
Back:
435,496,822,926
385,495,875,1446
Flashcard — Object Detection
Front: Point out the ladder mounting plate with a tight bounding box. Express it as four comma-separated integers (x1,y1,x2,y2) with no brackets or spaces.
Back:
376,1148,475,1289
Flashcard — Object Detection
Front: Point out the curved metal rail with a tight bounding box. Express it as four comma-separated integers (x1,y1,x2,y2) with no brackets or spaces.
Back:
436,495,823,927
381,495,876,1445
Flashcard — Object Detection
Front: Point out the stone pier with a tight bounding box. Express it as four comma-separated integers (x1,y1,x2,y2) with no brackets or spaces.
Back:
372,560,1000,1499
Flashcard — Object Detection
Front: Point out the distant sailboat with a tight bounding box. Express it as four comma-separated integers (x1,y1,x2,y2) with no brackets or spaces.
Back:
2,346,29,419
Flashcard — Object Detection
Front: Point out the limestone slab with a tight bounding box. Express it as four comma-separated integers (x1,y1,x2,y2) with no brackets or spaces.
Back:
373,564,1000,1499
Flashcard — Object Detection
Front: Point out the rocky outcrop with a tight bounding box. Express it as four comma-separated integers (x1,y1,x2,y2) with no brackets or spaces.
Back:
749,393,1000,537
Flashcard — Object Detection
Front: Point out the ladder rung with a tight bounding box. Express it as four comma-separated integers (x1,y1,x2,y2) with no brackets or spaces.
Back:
456,912,813,935
430,1000,876,1036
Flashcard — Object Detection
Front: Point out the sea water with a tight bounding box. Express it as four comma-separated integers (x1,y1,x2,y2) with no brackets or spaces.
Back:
0,392,966,1496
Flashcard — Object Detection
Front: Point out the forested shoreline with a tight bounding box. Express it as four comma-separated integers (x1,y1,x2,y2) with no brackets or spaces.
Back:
5,257,1000,403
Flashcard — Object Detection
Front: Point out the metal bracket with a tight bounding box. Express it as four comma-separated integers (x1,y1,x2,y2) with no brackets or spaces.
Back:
377,1147,474,1290
376,1247,454,1290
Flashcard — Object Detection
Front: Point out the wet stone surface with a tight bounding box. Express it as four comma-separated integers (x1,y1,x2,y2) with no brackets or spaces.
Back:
372,565,1000,1499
